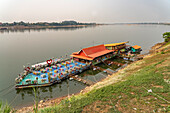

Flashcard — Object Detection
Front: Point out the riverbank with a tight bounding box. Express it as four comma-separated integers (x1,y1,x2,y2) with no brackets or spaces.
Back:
0,21,99,30
0,24,100,31
14,41,170,113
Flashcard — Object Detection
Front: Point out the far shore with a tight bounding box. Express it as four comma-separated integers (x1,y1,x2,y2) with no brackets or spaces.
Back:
1,23,169,31
0,24,101,30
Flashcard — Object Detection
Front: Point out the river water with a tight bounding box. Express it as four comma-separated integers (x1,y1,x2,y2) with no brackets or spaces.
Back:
0,25,169,108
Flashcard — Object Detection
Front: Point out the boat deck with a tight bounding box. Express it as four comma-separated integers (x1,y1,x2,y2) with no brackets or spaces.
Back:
16,60,89,88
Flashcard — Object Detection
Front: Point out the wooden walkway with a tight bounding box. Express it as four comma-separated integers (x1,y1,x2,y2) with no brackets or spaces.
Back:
92,65,114,75
104,60,124,66
71,76,94,86
104,69,114,75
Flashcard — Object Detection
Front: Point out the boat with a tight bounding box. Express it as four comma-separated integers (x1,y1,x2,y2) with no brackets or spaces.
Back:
15,59,90,89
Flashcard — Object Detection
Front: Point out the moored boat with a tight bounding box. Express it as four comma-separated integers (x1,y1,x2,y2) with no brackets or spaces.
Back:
15,59,90,89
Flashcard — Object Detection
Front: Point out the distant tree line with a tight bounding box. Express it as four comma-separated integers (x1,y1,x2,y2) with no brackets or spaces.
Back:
0,21,96,27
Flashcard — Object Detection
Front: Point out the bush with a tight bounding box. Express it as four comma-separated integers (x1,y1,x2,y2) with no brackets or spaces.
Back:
163,32,170,42
165,38,169,42
161,51,165,54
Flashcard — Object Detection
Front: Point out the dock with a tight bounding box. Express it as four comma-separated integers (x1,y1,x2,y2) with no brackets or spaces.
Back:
103,69,114,75
71,75,94,86
92,65,114,75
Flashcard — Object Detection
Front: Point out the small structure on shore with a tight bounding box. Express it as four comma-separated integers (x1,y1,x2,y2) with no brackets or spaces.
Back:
131,45,142,53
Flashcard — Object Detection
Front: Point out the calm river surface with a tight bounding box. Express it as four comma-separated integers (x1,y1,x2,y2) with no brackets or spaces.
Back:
0,25,169,108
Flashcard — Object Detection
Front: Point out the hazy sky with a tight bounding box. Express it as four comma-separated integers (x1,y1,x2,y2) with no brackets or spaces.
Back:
0,0,170,23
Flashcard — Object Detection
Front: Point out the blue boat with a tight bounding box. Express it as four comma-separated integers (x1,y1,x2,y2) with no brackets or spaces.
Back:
15,59,90,89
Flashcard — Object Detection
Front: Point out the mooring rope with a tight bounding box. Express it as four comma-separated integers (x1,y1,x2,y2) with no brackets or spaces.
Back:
94,68,108,77
0,85,15,97
9,94,19,105
90,66,97,83
0,84,15,93
101,60,114,69
67,80,70,98
100,73,107,77
93,76,98,83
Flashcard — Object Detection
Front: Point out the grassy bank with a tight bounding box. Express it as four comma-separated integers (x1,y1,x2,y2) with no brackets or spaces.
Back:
39,43,170,113
0,101,11,113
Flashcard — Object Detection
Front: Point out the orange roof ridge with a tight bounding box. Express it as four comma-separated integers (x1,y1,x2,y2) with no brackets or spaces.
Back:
88,50,112,58
71,44,113,60
82,44,106,55
70,55,93,60
104,42,128,47
132,45,141,49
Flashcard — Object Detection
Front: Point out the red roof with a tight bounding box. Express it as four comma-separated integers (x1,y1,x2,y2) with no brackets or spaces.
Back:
88,50,113,58
70,55,93,61
71,44,113,60
132,45,141,49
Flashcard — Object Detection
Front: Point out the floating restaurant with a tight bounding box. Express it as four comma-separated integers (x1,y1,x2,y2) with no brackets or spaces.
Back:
15,41,142,89
71,44,115,65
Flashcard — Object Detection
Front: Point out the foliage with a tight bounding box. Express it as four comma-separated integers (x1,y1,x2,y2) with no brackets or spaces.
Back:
0,100,11,113
0,21,96,27
161,51,165,54
163,32,170,42
33,87,39,113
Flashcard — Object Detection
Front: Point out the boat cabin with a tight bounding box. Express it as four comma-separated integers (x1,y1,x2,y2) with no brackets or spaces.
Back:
104,42,128,53
131,45,142,53
71,44,114,65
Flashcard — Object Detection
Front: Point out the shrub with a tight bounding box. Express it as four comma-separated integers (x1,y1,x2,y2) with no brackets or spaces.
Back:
163,32,170,42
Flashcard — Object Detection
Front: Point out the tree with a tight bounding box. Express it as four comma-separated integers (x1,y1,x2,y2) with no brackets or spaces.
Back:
163,32,170,42
61,21,78,25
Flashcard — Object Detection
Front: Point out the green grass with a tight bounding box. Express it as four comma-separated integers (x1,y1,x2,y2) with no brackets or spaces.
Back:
0,101,11,113
163,41,170,48
40,46,170,113
33,87,39,113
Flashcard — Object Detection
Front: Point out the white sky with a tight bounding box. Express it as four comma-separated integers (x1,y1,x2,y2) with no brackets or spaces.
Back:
0,0,170,23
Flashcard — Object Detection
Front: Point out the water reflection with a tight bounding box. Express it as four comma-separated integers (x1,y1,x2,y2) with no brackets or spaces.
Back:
0,25,96,34
16,83,59,100
15,79,86,104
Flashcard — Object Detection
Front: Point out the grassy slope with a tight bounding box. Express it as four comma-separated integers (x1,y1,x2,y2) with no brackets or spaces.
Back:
40,44,170,113
0,101,11,113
